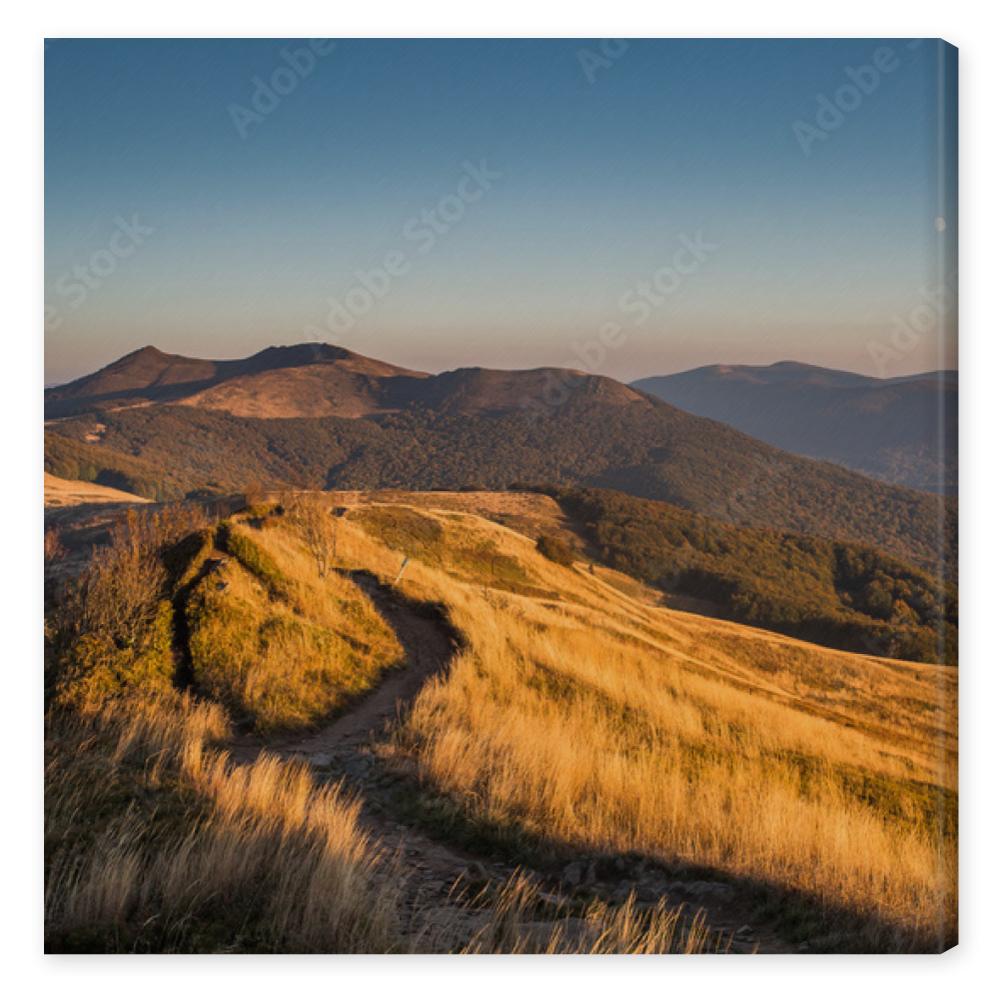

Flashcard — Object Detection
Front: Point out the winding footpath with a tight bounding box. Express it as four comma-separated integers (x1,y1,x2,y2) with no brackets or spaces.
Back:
229,572,503,947
233,571,460,763
228,571,790,953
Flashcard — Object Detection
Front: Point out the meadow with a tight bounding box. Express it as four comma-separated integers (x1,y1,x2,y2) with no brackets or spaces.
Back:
43,490,957,952
336,495,957,951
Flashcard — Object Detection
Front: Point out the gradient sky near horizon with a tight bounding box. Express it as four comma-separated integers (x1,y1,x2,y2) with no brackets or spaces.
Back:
45,38,957,386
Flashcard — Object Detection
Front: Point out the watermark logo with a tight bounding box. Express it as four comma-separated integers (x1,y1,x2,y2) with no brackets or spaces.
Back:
229,39,337,139
617,233,719,326
867,274,957,377
792,45,904,156
45,214,155,331
520,232,719,420
401,160,503,255
577,39,629,84
304,160,502,338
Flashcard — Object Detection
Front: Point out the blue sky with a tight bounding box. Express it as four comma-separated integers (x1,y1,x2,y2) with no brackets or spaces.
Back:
44,38,957,384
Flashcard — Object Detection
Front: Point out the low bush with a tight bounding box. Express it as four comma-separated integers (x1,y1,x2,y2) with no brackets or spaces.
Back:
535,533,576,567
48,511,174,708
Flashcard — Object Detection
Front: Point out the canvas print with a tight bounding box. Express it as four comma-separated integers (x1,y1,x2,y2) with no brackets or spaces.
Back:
43,38,958,954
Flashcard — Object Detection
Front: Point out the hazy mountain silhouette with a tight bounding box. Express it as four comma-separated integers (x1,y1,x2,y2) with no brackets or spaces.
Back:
633,362,957,493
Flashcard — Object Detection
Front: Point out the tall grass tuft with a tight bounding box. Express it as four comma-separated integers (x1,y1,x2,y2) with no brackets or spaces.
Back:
45,693,398,953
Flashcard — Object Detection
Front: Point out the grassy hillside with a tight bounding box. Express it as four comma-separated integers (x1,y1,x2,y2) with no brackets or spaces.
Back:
341,497,957,951
44,492,957,953
328,495,957,951
45,397,955,576
44,471,152,508
184,515,404,732
545,486,956,664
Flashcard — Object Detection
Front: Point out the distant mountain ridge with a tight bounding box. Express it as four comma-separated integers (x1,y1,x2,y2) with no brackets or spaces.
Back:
632,361,957,494
45,343,650,421
44,344,955,577
44,344,431,419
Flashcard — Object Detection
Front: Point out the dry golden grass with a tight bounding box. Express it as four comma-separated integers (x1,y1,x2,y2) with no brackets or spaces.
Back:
334,499,957,952
45,691,718,954
186,518,402,732
45,491,957,953
453,871,719,955
45,692,398,952
44,471,152,508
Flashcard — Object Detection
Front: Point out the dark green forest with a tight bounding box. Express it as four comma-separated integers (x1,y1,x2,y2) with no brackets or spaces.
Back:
548,486,956,664
45,396,955,577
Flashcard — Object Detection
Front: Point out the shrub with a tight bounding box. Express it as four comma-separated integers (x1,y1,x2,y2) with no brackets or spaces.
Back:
44,527,64,563
49,511,175,708
536,533,576,567
288,495,338,577
55,600,175,708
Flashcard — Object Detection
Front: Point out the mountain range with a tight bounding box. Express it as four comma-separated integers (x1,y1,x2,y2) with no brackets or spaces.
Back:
44,344,955,576
633,362,957,494
45,344,644,420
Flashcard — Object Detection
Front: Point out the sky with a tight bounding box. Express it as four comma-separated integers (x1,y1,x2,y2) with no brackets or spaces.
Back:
44,38,957,386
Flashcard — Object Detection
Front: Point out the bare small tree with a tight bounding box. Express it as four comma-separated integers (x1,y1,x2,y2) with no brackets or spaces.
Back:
290,495,338,578
77,510,169,646
242,479,266,510
44,526,65,563
48,507,175,706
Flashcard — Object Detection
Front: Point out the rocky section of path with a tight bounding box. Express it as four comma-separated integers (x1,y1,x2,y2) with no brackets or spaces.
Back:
227,571,794,953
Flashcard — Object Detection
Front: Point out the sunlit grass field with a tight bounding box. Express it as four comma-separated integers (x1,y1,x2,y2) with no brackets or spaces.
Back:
332,494,957,951
186,519,402,731
44,692,399,952
44,491,957,952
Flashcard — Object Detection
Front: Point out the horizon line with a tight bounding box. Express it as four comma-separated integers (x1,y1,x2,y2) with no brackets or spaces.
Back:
44,339,958,391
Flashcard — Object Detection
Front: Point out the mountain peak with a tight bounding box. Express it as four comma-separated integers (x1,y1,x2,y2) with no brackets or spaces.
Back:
247,342,354,366
120,345,169,362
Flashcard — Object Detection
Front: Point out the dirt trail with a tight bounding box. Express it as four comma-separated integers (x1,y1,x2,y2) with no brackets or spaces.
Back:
228,572,500,945
228,572,793,953
236,571,460,761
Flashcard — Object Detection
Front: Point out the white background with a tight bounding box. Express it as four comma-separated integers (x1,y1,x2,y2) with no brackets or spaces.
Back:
4,1,995,996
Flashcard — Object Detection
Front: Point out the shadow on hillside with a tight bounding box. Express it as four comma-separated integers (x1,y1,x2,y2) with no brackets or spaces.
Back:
375,763,955,955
